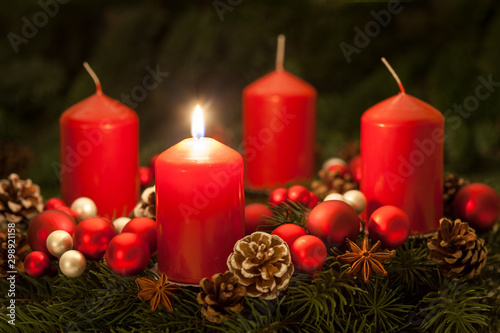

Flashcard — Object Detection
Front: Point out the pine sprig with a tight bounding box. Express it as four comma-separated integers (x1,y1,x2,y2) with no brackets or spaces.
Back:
416,279,490,333
385,237,440,295
261,202,309,231
283,259,362,328
353,279,413,333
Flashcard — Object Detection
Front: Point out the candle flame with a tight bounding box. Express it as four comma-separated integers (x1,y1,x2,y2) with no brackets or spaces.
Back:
191,105,205,139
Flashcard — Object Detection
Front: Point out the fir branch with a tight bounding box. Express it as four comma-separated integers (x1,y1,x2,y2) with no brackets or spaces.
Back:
208,296,298,332
283,259,362,328
385,237,440,295
416,279,490,333
353,278,413,333
260,202,309,231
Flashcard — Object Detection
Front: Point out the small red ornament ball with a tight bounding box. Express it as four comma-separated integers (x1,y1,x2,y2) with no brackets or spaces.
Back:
244,203,272,235
349,156,362,183
328,164,347,176
308,193,319,209
139,166,153,187
287,185,311,206
28,210,77,255
272,223,307,249
54,205,77,218
307,201,360,247
291,235,327,273
43,198,66,211
105,233,150,276
453,183,500,231
24,251,51,278
269,187,288,206
73,217,116,260
368,205,410,249
122,217,157,254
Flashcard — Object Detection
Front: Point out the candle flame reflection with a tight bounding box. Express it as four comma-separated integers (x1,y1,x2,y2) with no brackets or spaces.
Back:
191,105,205,139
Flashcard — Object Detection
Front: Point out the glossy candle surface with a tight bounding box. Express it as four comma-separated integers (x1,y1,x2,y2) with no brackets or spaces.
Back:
243,70,316,190
60,91,139,218
155,137,245,283
361,92,444,234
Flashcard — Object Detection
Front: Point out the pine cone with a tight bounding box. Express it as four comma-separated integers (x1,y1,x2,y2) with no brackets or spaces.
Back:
443,173,469,218
133,186,156,219
0,228,31,277
311,169,359,200
428,218,488,279
0,173,43,230
338,140,360,163
227,231,294,300
197,271,246,323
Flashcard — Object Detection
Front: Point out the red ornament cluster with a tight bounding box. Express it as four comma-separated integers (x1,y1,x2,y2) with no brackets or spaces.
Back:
268,185,318,209
24,197,159,278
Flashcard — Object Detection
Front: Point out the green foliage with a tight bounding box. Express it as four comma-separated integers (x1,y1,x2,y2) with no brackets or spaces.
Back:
283,259,362,328
416,280,490,333
353,279,412,333
262,201,310,231
385,237,440,295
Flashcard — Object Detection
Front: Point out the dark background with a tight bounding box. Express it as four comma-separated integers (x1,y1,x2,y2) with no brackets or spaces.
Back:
1,0,500,197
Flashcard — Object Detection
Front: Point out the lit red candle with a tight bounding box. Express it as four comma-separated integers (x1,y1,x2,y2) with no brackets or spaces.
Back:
361,58,444,234
155,106,245,284
243,35,316,190
60,63,139,218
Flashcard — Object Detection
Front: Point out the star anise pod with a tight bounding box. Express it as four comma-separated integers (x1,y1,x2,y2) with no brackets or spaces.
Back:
136,273,179,312
336,235,395,283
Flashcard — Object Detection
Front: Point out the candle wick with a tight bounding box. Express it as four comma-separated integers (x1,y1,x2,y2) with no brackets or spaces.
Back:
83,62,103,94
276,34,286,71
381,57,405,94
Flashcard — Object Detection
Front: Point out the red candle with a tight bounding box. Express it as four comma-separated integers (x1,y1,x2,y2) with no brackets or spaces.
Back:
155,106,245,284
243,35,316,190
60,63,139,218
361,59,444,234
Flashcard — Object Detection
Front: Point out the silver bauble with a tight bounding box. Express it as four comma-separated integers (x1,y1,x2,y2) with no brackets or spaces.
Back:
59,250,86,277
46,230,73,257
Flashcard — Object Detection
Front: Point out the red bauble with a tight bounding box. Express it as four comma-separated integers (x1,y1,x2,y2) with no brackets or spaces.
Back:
271,223,307,249
291,235,327,273
244,203,272,235
43,198,66,211
453,183,500,231
139,166,153,187
348,156,362,183
269,187,288,206
54,205,77,218
368,205,410,249
73,217,116,260
122,217,157,254
27,210,77,255
328,164,347,176
308,193,319,209
307,201,360,247
287,185,311,207
24,251,51,278
105,233,150,276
